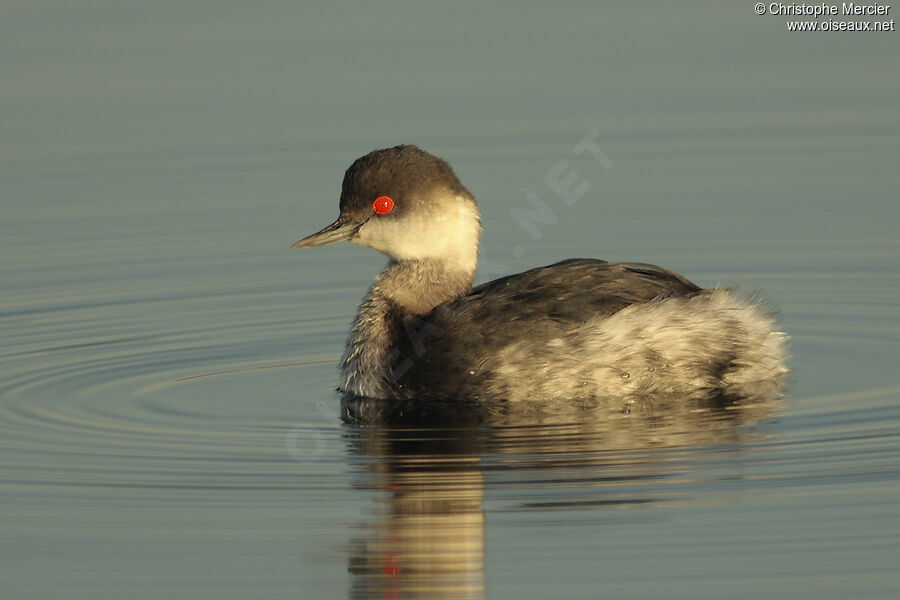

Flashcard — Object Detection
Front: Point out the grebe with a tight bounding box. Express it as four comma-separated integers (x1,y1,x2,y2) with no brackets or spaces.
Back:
293,145,788,421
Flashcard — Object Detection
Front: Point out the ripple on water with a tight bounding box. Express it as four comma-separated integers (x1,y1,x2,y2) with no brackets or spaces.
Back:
0,282,353,501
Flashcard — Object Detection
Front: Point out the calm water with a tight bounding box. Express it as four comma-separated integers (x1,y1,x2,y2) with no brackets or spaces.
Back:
2,3,899,598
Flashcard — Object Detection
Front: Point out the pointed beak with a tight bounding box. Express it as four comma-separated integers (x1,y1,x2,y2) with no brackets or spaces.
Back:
291,217,364,249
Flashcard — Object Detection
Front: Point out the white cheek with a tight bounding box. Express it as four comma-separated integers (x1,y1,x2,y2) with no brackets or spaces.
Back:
354,196,481,269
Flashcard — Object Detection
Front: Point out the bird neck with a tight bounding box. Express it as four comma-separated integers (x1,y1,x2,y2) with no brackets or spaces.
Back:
339,258,474,399
373,258,475,316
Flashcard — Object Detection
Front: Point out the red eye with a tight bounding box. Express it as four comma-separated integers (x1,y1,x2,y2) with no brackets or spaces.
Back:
373,196,394,215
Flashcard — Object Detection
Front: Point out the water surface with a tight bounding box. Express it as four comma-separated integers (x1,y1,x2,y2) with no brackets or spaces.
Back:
2,2,899,598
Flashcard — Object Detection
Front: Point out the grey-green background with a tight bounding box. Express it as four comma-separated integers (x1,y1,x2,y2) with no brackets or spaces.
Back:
2,2,899,599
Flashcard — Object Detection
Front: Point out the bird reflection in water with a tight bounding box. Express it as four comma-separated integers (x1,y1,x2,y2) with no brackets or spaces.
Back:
347,427,486,598
343,384,784,599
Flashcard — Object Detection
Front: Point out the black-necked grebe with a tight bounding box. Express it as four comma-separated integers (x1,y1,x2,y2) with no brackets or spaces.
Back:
293,145,788,421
